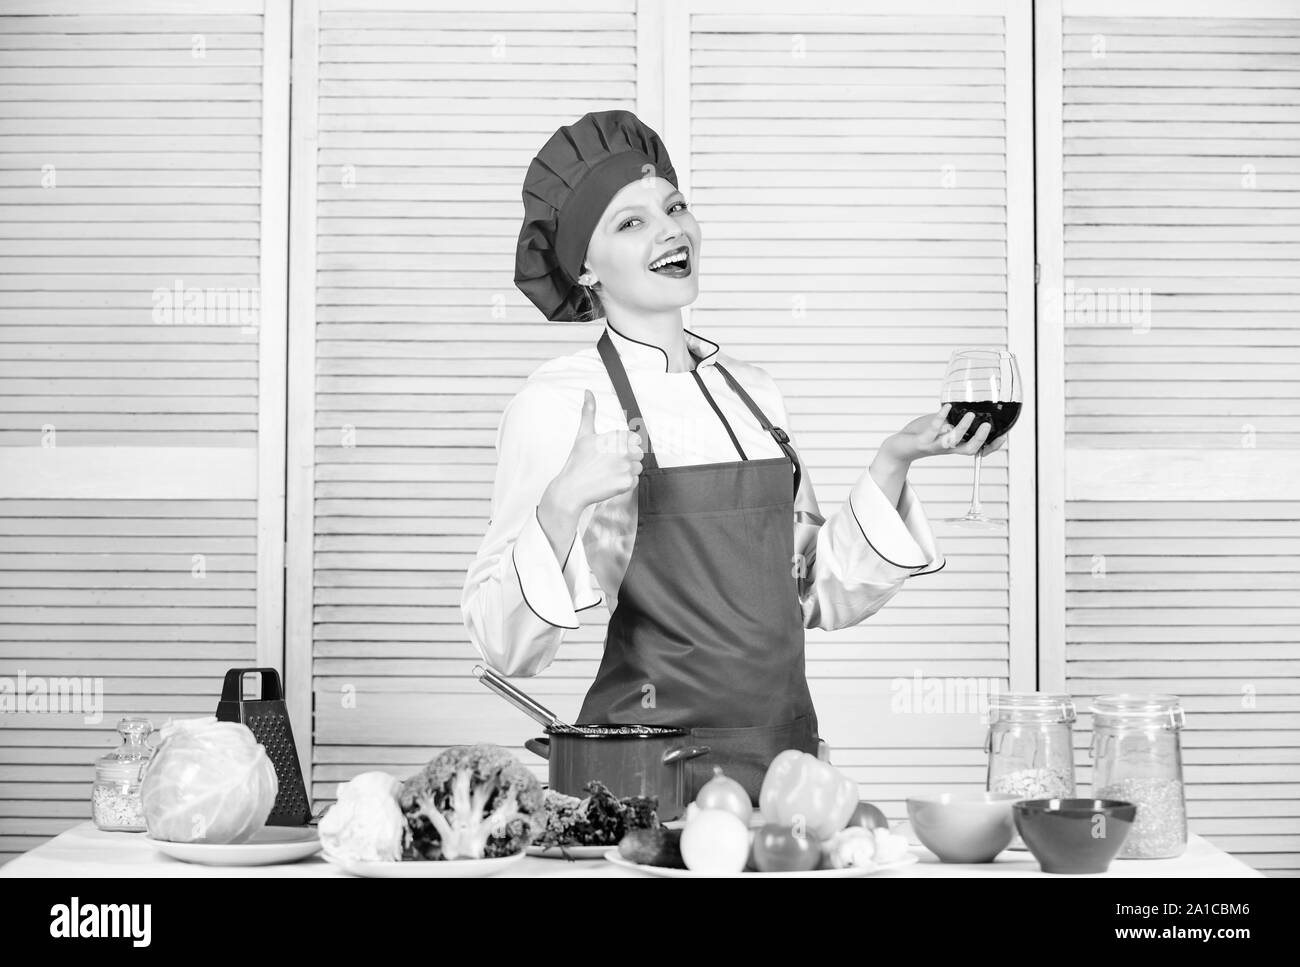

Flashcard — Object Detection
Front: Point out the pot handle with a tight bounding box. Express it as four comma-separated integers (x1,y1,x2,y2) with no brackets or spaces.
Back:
662,744,711,765
524,737,550,760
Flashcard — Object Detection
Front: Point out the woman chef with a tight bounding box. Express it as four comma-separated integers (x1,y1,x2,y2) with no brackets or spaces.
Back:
462,111,1003,802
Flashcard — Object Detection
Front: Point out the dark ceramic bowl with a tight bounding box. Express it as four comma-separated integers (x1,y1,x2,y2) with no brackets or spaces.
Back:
1013,799,1137,874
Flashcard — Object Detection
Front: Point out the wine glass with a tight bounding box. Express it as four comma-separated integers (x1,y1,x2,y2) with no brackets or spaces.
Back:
940,349,1021,531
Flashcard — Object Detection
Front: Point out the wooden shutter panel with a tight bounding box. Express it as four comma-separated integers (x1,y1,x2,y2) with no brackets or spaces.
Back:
667,0,1036,816
1038,0,1300,876
0,0,288,864
288,0,644,802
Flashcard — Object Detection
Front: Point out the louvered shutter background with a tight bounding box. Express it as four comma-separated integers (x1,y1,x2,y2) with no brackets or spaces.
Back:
5,0,1290,873
301,0,1037,825
1055,3,1300,876
0,0,285,865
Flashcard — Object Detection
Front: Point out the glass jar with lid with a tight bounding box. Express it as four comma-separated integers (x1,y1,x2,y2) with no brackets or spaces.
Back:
91,717,155,832
1090,694,1187,859
985,692,1078,799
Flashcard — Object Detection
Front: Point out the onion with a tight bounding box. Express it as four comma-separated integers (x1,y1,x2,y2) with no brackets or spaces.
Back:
694,767,752,826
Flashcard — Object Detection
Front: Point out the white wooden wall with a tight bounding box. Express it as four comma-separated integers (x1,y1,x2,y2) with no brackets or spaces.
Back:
0,0,289,865
1036,0,1300,876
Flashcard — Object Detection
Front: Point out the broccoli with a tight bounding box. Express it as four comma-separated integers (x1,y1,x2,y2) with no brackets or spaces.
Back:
398,744,544,860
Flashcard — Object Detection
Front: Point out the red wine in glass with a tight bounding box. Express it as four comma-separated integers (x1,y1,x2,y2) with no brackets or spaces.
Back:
940,350,1021,530
945,401,1022,447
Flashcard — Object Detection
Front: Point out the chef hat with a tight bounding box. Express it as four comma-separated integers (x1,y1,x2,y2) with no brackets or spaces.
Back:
514,110,679,322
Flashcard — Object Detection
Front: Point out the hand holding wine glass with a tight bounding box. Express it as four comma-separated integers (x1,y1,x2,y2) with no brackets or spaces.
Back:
880,404,1009,463
872,349,1017,529
939,349,1021,530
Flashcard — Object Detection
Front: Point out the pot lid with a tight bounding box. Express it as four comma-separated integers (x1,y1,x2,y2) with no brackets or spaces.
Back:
546,722,688,737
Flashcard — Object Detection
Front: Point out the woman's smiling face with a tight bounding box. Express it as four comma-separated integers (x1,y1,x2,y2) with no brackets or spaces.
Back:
581,176,701,315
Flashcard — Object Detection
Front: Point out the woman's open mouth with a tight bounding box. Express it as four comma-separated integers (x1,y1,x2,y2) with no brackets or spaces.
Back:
647,245,691,279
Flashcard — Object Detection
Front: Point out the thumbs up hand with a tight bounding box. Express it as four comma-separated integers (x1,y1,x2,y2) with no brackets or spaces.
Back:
548,389,645,517
574,388,599,440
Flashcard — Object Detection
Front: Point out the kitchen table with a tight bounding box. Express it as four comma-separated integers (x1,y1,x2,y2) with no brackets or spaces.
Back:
0,822,1264,877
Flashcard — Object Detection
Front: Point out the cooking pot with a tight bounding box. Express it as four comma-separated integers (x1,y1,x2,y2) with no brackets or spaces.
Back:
525,727,710,822
473,664,710,821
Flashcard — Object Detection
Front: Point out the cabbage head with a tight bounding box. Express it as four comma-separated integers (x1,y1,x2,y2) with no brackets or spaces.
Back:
140,716,278,844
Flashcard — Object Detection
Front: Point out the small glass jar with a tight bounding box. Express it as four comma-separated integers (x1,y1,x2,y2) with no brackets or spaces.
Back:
92,717,155,832
1090,694,1187,859
985,692,1078,799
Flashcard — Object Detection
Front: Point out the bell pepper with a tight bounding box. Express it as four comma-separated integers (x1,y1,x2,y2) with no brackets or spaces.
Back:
758,749,858,840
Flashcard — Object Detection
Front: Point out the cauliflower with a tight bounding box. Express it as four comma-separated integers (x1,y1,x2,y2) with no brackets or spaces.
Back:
398,744,544,860
822,826,877,869
821,826,912,869
318,771,408,862
871,826,912,865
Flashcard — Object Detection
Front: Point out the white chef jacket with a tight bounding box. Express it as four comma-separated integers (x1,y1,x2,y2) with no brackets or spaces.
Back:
462,324,946,678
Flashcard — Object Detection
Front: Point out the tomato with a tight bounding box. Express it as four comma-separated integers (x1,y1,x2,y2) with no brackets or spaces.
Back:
752,823,821,873
846,801,890,831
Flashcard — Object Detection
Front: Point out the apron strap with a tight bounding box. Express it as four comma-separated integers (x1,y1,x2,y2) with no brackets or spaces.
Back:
691,369,748,461
596,328,659,471
714,362,803,497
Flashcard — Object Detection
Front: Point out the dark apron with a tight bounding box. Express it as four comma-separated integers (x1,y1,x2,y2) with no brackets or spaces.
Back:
576,330,820,803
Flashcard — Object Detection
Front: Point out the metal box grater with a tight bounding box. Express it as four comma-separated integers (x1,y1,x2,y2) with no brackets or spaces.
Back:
215,668,312,825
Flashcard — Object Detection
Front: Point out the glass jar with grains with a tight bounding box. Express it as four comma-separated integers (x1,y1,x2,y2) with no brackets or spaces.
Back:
1090,694,1188,859
986,692,1078,800
91,717,155,832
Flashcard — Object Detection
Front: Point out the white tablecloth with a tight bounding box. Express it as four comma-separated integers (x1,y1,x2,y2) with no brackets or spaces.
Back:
0,823,1263,878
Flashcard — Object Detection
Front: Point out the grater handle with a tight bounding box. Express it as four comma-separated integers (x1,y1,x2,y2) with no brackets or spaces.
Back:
220,667,284,703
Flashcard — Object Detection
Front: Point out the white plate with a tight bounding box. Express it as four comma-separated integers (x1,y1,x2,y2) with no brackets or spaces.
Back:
603,848,919,878
147,827,320,867
323,849,526,878
526,843,610,859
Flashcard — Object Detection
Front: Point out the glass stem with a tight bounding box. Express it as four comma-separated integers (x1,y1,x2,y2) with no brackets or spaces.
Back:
968,450,984,518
